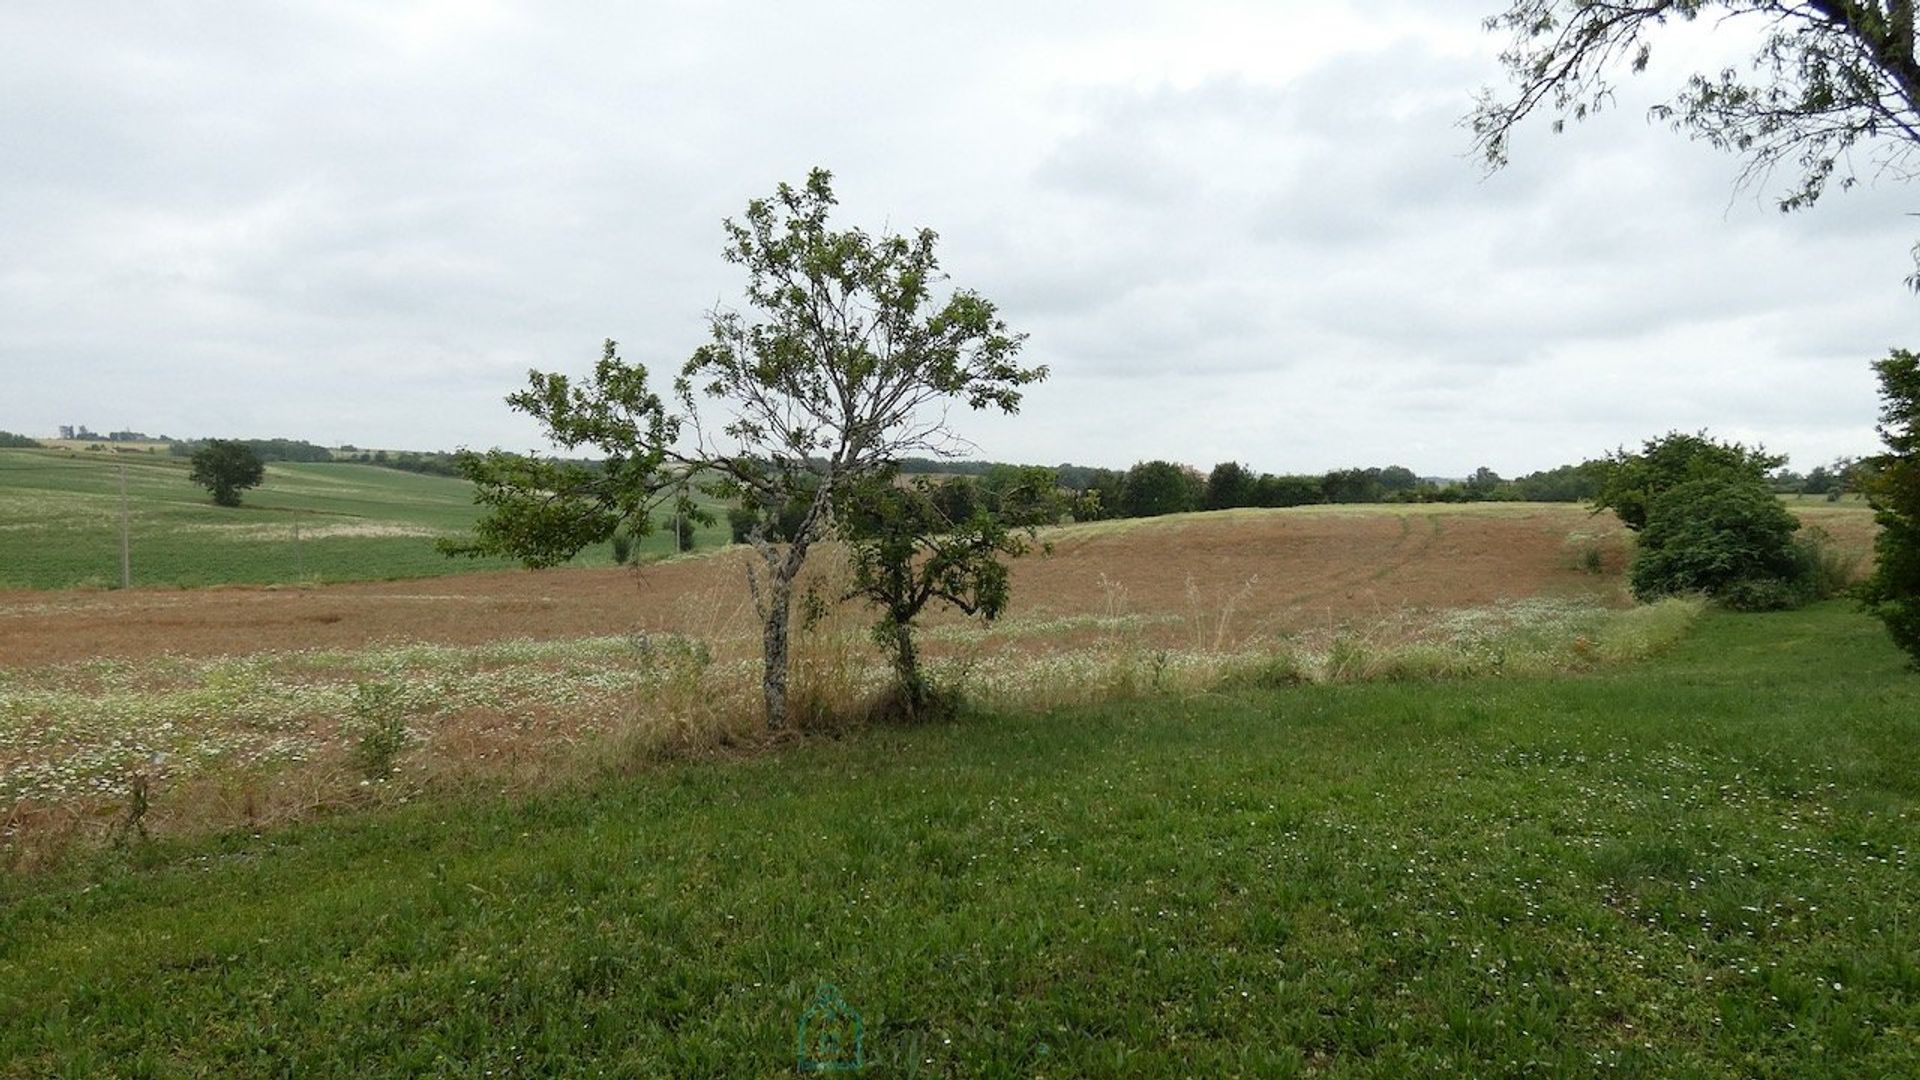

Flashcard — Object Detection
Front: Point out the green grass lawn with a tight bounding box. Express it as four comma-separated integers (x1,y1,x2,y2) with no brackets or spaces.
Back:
0,449,725,589
3,603,1917,1076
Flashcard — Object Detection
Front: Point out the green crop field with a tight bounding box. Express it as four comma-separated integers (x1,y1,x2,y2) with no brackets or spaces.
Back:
3,602,1916,1076
0,448,727,590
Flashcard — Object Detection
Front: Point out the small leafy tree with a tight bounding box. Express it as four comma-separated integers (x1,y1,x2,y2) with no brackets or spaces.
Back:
1630,474,1809,608
1593,431,1785,530
446,170,1043,727
835,468,1058,717
189,439,265,507
1861,348,1920,662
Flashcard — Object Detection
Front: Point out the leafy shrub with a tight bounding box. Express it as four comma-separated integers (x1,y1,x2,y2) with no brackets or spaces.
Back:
1629,476,1811,610
1595,431,1785,531
345,681,412,781
610,529,633,565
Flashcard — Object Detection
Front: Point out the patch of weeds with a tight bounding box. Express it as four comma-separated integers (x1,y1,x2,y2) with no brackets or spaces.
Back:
345,681,412,782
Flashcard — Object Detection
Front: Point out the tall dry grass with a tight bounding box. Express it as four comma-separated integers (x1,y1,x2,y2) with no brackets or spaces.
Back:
1,554,1706,869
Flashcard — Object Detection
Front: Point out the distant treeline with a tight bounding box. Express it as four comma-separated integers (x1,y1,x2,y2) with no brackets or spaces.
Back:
0,431,43,448
1768,458,1869,497
169,438,334,463
336,449,464,477
899,457,1611,520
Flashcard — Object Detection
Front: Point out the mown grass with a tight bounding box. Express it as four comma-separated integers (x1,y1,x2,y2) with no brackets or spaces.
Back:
0,449,726,589
2,602,1916,1076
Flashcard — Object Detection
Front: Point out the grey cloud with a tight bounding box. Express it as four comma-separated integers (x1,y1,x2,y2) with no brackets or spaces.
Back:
0,0,1910,477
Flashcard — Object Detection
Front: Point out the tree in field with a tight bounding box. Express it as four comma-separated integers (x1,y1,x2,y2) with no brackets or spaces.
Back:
445,170,1044,727
1471,0,1920,278
835,468,1060,717
1121,460,1203,517
1592,431,1785,530
1860,348,1920,662
189,440,265,507
1205,461,1257,510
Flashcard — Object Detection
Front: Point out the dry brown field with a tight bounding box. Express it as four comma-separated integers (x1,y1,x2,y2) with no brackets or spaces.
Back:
0,503,1678,667
0,502,1877,865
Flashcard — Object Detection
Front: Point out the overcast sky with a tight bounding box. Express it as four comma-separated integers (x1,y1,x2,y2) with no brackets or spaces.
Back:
2,1,1913,476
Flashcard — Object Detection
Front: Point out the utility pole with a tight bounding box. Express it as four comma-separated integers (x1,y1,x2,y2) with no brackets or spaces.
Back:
118,463,131,589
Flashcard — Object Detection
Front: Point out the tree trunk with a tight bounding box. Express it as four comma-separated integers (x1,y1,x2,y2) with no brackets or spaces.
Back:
754,531,815,730
889,617,927,717
761,570,793,728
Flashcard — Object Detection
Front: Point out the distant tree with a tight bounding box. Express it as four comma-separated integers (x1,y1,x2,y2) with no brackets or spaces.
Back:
1377,465,1421,494
1861,349,1920,663
929,475,981,524
835,467,1058,717
1471,0,1920,283
1082,468,1127,519
1322,467,1384,504
1593,431,1786,531
1053,463,1105,491
0,431,42,448
1205,461,1258,510
1465,466,1505,496
1630,474,1811,609
980,465,1065,526
1122,460,1203,517
445,170,1042,728
1802,464,1837,495
189,440,266,507
1253,473,1324,508
1513,460,1607,502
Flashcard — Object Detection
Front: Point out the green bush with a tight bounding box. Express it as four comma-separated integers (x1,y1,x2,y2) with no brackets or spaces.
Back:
1595,431,1785,531
1629,476,1811,610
